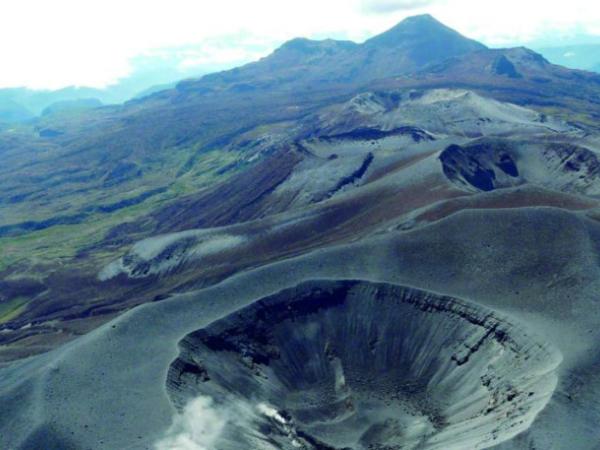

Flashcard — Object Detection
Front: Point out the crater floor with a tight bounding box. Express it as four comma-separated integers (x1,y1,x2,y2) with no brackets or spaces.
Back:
167,280,561,450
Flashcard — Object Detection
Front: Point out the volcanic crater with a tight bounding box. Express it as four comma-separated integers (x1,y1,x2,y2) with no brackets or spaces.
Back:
167,280,561,450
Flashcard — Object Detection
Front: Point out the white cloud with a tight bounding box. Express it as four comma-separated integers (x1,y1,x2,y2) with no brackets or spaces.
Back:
433,0,597,46
0,0,599,89
154,396,299,450
154,397,226,450
361,0,440,14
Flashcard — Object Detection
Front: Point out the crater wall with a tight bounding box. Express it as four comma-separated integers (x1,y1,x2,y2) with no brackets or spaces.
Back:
167,280,561,450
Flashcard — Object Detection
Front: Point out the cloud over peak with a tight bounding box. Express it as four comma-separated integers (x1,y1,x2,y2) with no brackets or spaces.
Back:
361,0,439,14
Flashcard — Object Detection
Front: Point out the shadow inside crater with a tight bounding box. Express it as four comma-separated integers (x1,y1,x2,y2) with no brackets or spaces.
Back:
166,280,561,450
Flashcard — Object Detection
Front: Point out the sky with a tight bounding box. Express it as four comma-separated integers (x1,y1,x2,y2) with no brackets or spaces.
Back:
1,0,600,90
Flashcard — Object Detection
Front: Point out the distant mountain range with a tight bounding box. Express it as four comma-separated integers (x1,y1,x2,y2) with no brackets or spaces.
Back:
173,14,486,93
4,16,599,125
0,86,107,122
0,56,209,123
0,14,488,124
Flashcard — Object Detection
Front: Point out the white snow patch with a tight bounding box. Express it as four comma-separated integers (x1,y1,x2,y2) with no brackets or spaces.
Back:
190,234,246,258
98,232,246,280
132,230,199,260
98,259,125,282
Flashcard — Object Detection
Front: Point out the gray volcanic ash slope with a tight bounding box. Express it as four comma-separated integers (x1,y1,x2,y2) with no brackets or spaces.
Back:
3,14,600,450
1,208,600,450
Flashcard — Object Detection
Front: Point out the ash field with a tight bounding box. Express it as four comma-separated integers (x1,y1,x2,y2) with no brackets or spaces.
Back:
2,14,600,450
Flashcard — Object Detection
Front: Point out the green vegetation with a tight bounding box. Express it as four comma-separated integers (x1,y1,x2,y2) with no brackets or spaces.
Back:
0,147,243,272
537,106,600,130
0,297,28,324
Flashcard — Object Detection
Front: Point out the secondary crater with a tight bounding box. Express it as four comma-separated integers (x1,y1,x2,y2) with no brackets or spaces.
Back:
166,280,561,450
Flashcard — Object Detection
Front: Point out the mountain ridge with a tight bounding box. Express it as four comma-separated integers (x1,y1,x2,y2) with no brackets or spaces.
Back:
169,14,487,95
2,13,600,360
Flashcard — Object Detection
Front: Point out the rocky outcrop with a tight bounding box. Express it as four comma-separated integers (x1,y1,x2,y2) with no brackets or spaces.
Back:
493,55,522,79
440,138,600,195
440,140,521,192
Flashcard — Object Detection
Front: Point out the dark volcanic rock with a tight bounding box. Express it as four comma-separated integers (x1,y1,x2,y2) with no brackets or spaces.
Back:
493,55,522,78
321,126,435,143
440,140,521,192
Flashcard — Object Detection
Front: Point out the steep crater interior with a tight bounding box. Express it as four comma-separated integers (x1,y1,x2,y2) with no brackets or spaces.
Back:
166,280,561,450
439,137,600,195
